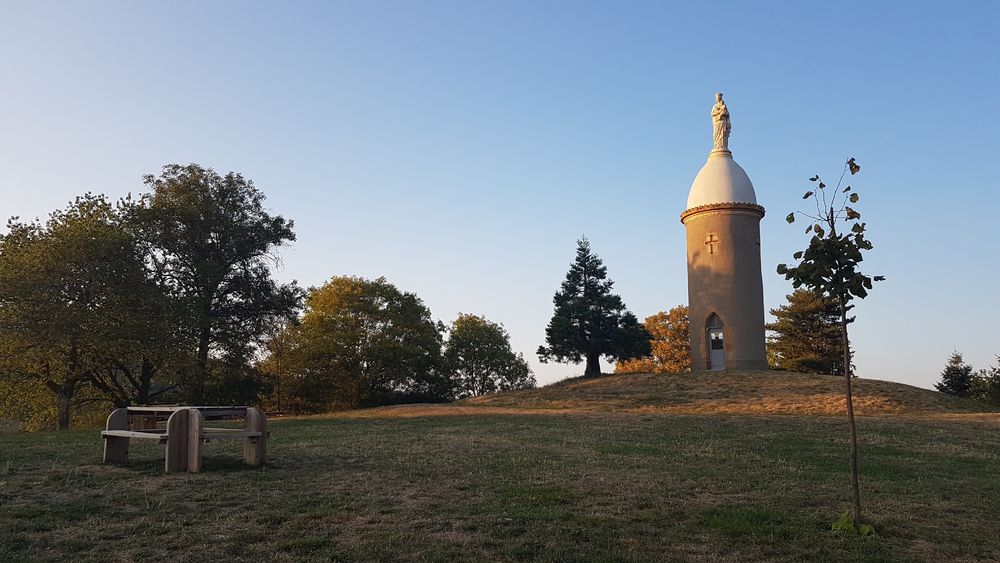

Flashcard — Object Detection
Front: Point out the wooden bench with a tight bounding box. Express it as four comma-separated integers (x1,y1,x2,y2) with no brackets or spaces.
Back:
101,406,267,473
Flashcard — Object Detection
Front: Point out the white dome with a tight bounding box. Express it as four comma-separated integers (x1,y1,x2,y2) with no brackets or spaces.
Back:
686,151,757,209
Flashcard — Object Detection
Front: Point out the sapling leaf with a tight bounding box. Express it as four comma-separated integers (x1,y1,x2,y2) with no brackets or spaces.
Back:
832,511,856,534
786,212,795,223
787,157,874,533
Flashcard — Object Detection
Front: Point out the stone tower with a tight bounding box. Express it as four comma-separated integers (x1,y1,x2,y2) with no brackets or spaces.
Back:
680,93,767,371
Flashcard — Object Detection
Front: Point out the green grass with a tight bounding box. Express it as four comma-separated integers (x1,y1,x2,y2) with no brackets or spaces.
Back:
2,409,1000,562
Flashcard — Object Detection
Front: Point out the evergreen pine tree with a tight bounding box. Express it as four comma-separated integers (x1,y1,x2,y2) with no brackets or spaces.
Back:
935,352,974,398
766,289,847,374
537,237,651,377
971,356,1000,406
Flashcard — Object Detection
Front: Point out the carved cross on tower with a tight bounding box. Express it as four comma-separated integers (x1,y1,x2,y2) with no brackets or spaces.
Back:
705,233,720,255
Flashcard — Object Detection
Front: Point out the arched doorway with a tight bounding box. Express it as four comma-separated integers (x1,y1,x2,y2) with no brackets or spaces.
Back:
706,313,725,370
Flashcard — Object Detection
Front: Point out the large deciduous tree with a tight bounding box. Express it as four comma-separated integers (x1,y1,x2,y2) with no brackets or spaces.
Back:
0,195,168,428
256,318,298,413
778,157,882,530
538,237,651,378
444,314,535,398
131,164,302,404
275,276,449,411
766,289,847,374
615,306,691,374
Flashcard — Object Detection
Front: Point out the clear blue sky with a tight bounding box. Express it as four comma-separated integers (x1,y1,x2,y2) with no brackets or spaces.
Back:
2,1,998,388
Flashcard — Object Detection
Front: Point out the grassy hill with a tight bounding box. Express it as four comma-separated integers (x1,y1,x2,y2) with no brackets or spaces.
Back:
341,370,1000,419
465,370,1000,416
2,372,999,562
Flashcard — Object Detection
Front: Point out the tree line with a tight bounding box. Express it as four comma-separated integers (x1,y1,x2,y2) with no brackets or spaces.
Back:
259,276,534,414
0,164,534,430
935,352,1000,406
4,162,989,434
0,170,899,432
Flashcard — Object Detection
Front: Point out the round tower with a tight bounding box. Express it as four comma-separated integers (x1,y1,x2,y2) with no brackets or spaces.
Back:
680,93,767,371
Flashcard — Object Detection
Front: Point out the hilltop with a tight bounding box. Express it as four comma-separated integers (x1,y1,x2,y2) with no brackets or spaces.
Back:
337,370,1000,420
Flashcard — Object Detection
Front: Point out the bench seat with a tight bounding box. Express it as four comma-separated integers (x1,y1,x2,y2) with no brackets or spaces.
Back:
100,429,266,442
101,430,168,443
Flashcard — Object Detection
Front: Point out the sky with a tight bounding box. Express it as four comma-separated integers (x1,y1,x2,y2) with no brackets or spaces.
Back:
1,1,998,389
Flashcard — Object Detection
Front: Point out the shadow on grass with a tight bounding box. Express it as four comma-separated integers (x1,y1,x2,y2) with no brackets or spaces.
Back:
702,507,794,538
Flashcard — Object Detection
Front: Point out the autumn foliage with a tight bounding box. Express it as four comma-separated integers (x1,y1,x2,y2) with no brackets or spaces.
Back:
615,306,691,374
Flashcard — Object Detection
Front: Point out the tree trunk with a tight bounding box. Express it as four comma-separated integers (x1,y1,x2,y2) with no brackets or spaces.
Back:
59,340,80,430
56,387,72,430
841,298,862,524
584,353,601,378
355,374,365,409
194,324,211,405
274,350,282,411
138,357,155,405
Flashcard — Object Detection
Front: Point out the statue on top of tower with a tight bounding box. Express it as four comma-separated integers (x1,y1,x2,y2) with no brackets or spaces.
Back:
712,92,731,151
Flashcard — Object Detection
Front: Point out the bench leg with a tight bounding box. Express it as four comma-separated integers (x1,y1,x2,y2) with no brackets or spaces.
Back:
164,409,190,474
103,408,129,465
243,407,267,466
188,409,203,473
103,437,129,465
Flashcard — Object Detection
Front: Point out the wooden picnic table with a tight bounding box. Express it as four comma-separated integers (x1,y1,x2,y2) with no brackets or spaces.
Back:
101,406,267,473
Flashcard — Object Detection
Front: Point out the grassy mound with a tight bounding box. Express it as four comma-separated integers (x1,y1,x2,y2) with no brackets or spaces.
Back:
464,371,998,416
338,371,999,420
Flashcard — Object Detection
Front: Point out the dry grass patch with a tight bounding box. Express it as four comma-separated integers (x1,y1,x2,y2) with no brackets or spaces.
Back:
456,371,1000,418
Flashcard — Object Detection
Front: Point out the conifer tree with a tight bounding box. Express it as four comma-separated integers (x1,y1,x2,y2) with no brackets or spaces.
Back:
537,237,651,377
935,352,974,398
766,289,846,374
972,357,1000,406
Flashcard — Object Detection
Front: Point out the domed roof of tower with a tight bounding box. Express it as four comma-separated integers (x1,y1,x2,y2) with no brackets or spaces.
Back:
685,93,758,210
686,151,757,209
